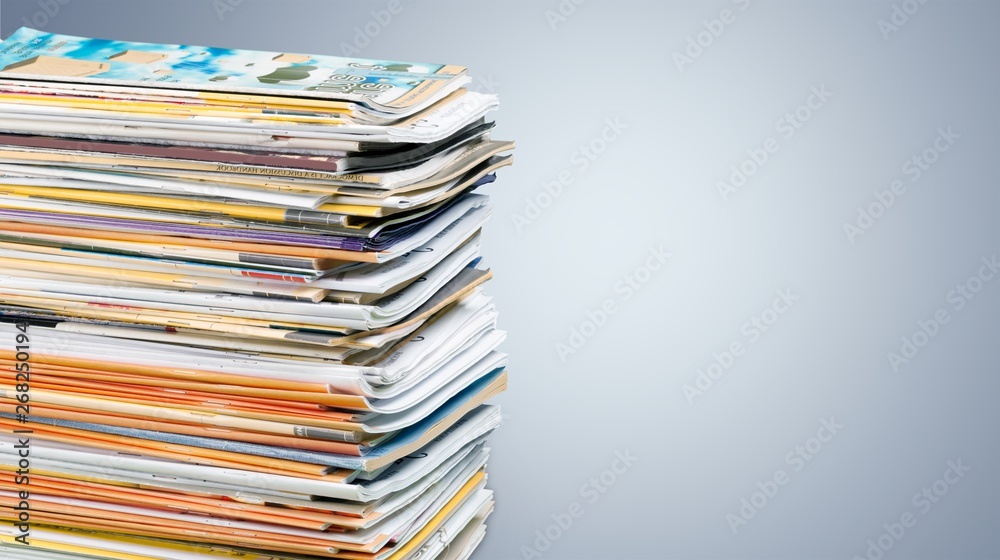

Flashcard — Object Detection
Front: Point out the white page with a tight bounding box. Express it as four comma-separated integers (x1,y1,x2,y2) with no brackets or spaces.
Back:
364,351,507,423
0,162,329,209
0,294,494,396
0,405,500,500
0,91,495,145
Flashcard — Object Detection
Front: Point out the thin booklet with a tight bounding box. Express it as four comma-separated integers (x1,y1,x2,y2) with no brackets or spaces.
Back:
0,27,468,113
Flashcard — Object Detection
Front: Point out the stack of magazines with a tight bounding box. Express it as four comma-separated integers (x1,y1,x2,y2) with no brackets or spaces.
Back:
0,28,511,560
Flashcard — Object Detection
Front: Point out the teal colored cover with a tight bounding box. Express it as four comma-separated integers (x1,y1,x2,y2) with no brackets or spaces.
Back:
0,27,465,108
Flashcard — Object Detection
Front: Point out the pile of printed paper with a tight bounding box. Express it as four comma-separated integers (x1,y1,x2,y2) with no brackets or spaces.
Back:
0,27,510,560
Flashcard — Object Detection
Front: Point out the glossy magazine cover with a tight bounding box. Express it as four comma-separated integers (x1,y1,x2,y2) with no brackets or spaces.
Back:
0,27,467,109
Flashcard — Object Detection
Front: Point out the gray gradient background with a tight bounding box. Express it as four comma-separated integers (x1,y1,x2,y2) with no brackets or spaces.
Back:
1,1,997,558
